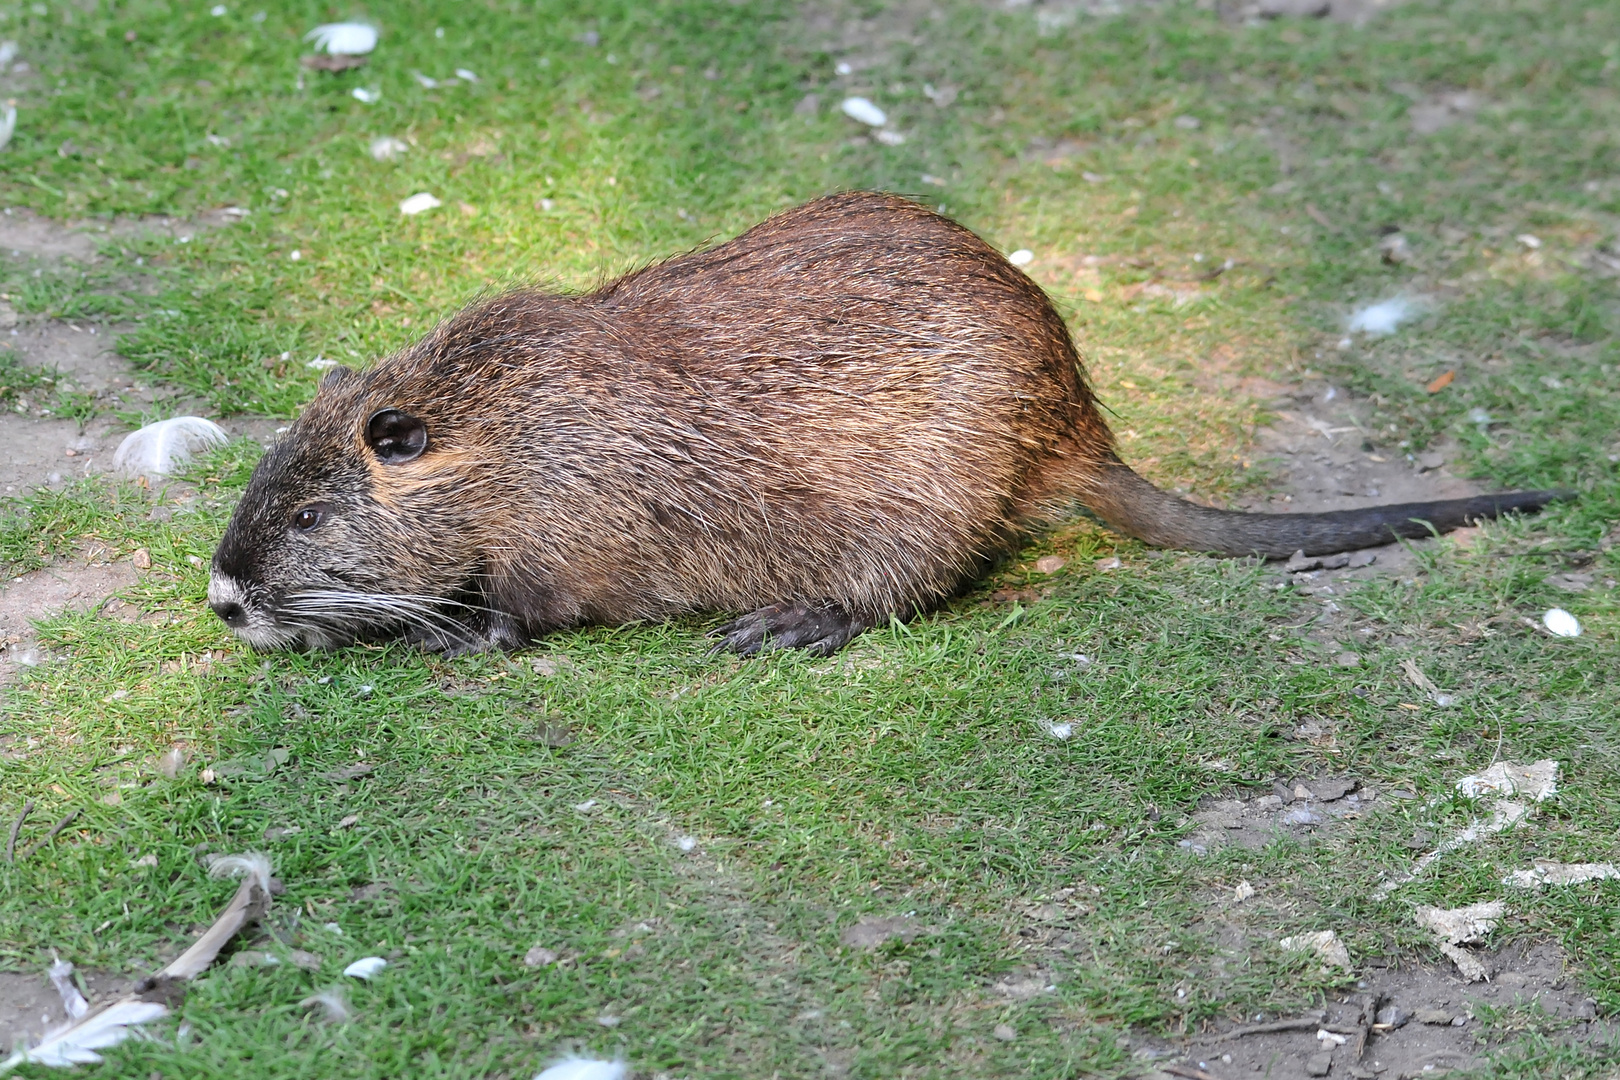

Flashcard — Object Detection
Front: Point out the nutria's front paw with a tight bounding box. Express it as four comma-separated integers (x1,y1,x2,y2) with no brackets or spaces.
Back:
404,610,528,655
711,602,869,657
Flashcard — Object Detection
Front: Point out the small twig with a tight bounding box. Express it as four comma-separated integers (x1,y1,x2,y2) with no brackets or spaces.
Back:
14,809,79,863
1219,1013,1327,1039
1352,991,1384,1061
1164,1065,1226,1080
5,800,34,863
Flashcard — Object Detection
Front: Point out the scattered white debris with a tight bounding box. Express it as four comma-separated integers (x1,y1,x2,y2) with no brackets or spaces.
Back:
210,4,227,15
0,104,15,153
454,68,478,82
674,835,698,853
411,70,439,88
1415,901,1502,981
573,799,597,813
873,129,905,146
1317,1029,1347,1045
1174,115,1201,129
1504,861,1620,890
369,135,408,161
1542,608,1581,638
1468,407,1493,424
1279,929,1352,970
305,22,378,55
1374,763,1562,899
1347,296,1418,336
1043,721,1073,740
399,192,442,216
834,61,853,75
1233,880,1255,902
1456,760,1559,802
1008,249,1034,267
351,87,380,104
342,957,387,980
112,417,229,480
306,356,339,371
840,97,886,127
0,42,17,66
47,960,89,1022
533,1057,628,1080
1516,234,1542,250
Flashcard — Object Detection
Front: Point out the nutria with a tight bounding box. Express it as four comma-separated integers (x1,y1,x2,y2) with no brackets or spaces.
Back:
208,191,1570,655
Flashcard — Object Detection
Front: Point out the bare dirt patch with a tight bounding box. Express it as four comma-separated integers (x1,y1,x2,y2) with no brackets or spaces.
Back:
1182,775,1373,855
0,968,135,1055
0,206,276,498
1139,941,1611,1080
1236,379,1490,576
0,553,140,684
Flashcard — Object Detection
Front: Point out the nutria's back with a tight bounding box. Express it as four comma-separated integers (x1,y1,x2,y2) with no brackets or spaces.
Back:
208,191,1569,655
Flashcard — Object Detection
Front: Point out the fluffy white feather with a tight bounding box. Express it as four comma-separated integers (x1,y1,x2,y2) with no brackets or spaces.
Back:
299,989,353,1023
208,851,272,892
342,957,387,980
0,104,15,153
112,417,229,480
47,960,89,1021
0,999,170,1070
304,22,378,55
1347,296,1418,336
533,1057,628,1080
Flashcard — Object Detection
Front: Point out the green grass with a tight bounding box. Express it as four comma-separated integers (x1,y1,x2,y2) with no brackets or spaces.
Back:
1,0,1618,1076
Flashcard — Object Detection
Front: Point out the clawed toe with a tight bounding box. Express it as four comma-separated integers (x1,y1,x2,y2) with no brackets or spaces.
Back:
710,601,871,656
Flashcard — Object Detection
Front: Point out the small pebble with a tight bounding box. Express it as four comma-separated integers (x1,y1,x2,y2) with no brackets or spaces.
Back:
992,1023,1016,1041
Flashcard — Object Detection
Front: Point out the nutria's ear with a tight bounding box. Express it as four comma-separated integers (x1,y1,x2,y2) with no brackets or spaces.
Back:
365,408,427,463
318,365,355,390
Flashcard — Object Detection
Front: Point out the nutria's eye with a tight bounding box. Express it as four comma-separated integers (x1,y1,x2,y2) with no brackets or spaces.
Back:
291,503,332,532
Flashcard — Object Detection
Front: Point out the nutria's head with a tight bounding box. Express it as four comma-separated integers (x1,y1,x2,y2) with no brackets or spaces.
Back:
208,364,487,650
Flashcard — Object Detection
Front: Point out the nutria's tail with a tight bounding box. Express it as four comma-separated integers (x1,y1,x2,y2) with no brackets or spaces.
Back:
1081,459,1574,558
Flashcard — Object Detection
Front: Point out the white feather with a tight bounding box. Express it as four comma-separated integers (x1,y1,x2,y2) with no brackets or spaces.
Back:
207,851,272,892
304,22,378,55
112,417,229,480
533,1057,628,1080
299,989,354,1023
1347,296,1418,336
0,999,169,1070
342,957,387,980
840,97,887,127
0,104,15,153
47,960,89,1021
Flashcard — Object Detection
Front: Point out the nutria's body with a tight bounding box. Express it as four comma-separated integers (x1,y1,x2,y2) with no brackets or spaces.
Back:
209,192,1569,654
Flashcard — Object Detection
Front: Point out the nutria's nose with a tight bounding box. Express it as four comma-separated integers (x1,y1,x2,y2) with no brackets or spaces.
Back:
211,600,246,627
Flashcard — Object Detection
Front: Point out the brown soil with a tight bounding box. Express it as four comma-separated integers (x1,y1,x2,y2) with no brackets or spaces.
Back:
1139,941,1612,1080
0,968,136,1055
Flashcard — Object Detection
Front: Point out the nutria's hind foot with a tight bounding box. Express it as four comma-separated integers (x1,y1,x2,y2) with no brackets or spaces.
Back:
711,602,872,657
